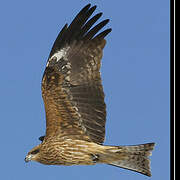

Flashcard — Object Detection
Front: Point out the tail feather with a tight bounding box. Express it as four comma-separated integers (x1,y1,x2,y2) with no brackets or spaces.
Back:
101,143,155,177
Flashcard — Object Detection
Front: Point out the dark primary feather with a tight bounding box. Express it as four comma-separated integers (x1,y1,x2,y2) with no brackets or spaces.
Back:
83,19,109,40
49,4,111,58
42,4,111,144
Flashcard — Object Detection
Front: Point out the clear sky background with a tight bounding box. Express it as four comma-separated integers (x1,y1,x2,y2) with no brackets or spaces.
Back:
0,0,170,180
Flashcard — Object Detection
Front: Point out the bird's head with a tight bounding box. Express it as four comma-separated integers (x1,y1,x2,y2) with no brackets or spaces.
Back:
25,144,41,163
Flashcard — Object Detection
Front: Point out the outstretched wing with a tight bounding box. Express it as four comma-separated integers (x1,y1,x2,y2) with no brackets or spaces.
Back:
42,4,111,144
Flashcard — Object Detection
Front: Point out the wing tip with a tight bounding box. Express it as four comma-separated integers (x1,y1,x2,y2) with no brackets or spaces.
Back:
91,5,97,11
83,3,91,10
49,4,111,56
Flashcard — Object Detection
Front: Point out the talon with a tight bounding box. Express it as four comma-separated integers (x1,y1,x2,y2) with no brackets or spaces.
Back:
91,154,99,163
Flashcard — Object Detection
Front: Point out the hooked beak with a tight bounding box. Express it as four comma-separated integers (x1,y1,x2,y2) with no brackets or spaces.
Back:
24,154,32,163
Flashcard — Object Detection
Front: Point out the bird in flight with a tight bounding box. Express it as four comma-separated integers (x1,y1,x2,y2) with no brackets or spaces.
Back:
25,4,155,177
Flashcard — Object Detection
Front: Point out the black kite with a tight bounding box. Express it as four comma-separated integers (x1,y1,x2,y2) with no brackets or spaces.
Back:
25,4,155,177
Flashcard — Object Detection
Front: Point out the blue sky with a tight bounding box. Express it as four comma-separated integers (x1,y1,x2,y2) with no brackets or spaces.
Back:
0,0,170,180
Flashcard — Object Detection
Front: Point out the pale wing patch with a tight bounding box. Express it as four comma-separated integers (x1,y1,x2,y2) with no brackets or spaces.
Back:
46,47,70,67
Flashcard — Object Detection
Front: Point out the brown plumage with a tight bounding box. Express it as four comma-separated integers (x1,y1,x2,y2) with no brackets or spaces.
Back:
25,4,155,177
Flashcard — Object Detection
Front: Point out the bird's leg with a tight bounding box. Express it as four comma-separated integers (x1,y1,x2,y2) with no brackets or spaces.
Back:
90,154,99,163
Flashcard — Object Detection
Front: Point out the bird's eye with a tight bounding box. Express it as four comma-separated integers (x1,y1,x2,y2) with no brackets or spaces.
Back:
31,149,40,154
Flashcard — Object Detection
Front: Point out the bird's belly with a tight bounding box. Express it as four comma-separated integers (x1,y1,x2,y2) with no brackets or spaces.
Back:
40,139,101,165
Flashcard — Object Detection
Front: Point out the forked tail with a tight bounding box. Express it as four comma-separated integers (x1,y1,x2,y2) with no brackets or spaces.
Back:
100,143,155,176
